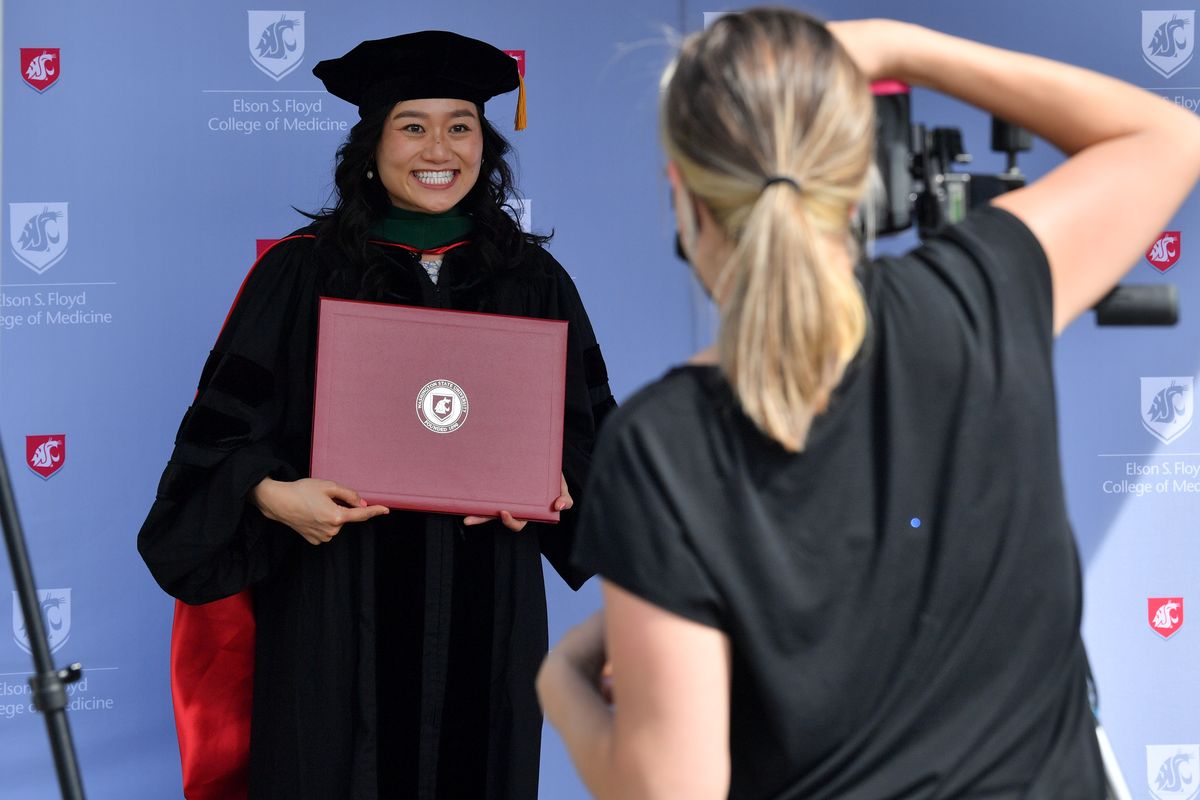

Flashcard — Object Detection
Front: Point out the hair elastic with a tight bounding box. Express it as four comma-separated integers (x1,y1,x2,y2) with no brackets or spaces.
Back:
763,175,802,193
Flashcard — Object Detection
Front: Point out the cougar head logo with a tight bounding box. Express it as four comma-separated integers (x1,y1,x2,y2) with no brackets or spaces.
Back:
18,207,63,253
1147,383,1188,425
1149,15,1191,58
1155,751,1196,793
255,14,301,60
24,51,57,82
29,439,62,469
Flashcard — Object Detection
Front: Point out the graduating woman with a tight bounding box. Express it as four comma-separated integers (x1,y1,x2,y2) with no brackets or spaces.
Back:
138,31,614,800
537,8,1200,800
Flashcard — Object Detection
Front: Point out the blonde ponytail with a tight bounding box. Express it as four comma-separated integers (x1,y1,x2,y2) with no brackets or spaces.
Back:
720,186,865,450
661,8,874,451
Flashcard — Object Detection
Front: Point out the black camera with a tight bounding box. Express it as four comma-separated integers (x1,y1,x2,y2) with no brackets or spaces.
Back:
872,83,1178,326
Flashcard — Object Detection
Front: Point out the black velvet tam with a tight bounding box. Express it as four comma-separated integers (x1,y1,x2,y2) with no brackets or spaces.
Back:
313,30,520,117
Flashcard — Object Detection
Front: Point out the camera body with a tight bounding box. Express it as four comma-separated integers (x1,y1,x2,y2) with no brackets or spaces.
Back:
873,82,1177,326
873,81,1030,238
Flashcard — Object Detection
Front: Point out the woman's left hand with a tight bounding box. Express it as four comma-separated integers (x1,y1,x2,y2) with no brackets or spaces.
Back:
537,610,609,706
554,611,607,672
463,472,573,531
540,585,732,798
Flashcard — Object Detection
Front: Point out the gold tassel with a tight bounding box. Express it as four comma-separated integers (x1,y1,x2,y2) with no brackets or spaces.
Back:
515,74,527,131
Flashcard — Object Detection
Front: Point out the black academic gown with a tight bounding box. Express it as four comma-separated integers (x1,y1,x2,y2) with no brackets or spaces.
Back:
137,227,615,800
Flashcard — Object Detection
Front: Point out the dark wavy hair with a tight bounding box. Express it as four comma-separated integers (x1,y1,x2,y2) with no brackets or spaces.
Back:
306,101,549,299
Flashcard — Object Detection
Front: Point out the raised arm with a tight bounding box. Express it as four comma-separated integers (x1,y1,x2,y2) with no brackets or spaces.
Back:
832,19,1200,334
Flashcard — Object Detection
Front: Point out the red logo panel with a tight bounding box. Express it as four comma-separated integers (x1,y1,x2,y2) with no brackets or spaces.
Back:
1145,231,1181,272
26,434,66,479
20,48,60,92
504,50,526,78
1148,597,1184,639
256,239,281,259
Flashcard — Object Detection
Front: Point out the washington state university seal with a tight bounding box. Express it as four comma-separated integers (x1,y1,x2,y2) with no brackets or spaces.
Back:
248,11,305,80
26,434,66,479
10,203,69,274
1149,597,1185,639
416,379,469,434
20,48,60,92
1143,11,1195,78
1142,377,1194,444
1146,231,1182,273
12,588,71,654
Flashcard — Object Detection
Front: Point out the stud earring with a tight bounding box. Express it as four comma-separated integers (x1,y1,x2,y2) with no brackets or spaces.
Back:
366,168,375,180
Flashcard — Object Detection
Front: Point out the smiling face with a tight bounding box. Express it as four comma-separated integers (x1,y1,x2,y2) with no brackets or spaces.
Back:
375,98,484,213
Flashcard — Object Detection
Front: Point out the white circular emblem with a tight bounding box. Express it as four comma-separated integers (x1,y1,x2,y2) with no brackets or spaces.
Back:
416,379,469,434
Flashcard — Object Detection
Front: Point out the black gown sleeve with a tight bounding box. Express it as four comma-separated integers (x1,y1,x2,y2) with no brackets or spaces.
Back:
534,255,616,590
137,238,319,604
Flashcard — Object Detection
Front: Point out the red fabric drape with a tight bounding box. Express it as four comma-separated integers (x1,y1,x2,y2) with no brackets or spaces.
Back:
171,592,255,800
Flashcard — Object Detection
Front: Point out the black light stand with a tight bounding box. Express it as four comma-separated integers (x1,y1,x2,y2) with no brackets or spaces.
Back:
0,433,86,799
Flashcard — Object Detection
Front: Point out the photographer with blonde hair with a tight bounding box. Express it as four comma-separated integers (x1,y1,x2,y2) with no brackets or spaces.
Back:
537,8,1200,799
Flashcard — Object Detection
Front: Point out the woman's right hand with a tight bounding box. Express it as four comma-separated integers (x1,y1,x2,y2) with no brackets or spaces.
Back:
250,477,390,545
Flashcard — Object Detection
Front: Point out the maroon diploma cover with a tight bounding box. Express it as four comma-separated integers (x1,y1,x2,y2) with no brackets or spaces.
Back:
310,298,568,522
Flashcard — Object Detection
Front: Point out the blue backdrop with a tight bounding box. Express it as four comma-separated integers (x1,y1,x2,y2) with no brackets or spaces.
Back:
1,2,1196,798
